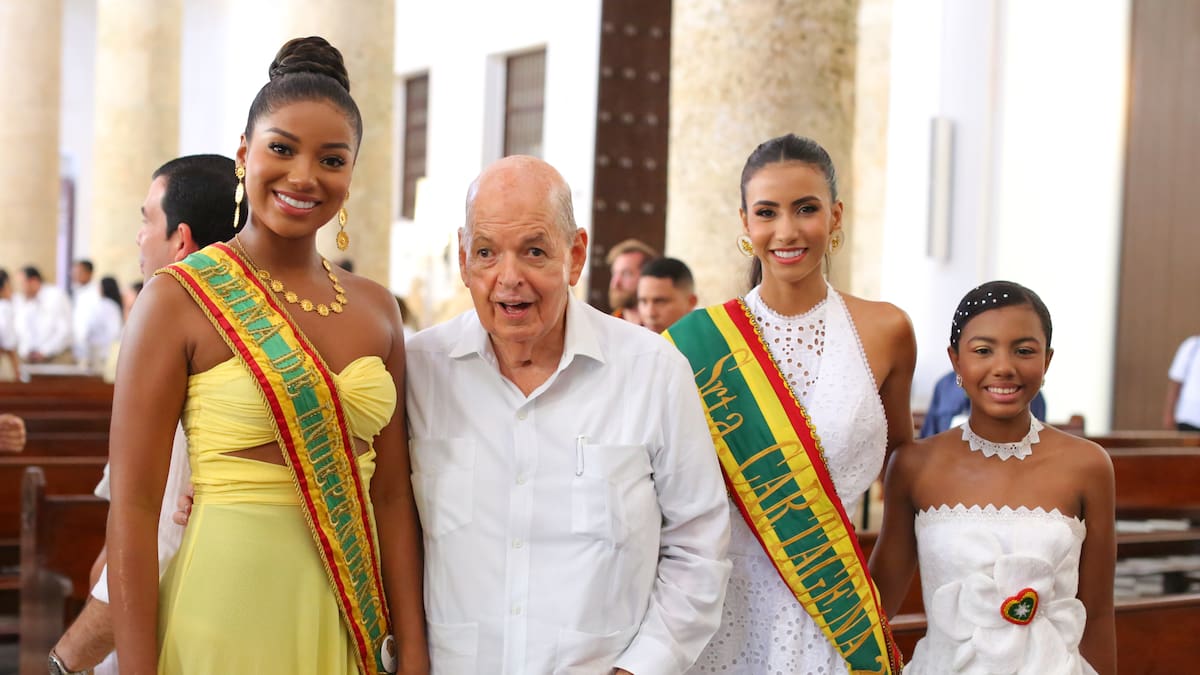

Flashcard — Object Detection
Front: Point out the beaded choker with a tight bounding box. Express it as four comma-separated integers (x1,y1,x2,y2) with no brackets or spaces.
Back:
961,417,1043,461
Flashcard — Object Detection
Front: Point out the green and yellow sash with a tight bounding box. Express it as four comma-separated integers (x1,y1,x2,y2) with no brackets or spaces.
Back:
664,299,900,674
161,244,394,675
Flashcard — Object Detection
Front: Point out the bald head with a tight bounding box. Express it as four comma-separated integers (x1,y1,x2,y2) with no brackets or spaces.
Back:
463,155,577,248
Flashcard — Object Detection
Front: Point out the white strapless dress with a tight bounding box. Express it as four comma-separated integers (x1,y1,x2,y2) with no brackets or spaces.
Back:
905,505,1098,675
690,285,887,675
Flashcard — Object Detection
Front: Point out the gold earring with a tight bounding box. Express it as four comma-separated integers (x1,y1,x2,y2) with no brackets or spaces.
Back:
336,193,349,251
233,165,245,230
829,230,844,254
736,234,754,258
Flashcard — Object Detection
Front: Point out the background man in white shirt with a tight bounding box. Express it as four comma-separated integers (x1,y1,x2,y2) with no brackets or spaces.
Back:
15,265,74,364
406,155,731,674
50,154,244,675
71,259,101,365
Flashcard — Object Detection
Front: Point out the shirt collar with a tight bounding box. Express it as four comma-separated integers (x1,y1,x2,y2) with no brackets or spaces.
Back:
447,294,606,369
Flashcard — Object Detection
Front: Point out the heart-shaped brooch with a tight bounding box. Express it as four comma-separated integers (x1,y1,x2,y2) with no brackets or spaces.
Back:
1000,587,1039,625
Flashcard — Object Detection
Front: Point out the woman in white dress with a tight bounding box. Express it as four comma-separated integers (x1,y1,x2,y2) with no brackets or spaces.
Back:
870,281,1116,674
670,135,916,674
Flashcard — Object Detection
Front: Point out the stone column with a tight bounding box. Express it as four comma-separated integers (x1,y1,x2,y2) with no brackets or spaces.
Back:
285,1,396,285
0,0,64,278
851,0,893,300
90,0,183,284
666,0,858,305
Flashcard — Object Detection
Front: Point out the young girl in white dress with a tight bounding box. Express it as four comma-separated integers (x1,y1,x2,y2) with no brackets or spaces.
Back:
870,281,1116,674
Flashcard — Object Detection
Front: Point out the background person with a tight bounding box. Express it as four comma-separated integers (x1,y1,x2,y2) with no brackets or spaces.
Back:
14,265,73,365
636,256,698,334
1163,334,1200,431
71,259,102,364
50,153,246,675
605,237,658,324
0,269,19,380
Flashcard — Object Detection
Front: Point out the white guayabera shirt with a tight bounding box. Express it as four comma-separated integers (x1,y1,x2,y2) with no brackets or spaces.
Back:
406,295,732,675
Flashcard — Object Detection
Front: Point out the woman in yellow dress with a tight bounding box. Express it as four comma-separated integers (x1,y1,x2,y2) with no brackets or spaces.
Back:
107,37,428,674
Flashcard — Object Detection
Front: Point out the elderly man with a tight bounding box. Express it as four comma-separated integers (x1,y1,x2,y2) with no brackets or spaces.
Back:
406,156,730,674
49,155,243,675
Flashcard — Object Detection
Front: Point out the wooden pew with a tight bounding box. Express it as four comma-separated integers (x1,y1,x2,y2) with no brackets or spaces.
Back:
18,410,110,435
890,593,1200,674
0,458,107,541
1108,446,1200,520
0,377,113,415
18,467,108,675
1090,431,1200,448
20,432,108,458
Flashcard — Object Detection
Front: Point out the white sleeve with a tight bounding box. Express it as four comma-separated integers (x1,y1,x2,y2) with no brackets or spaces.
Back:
94,462,112,501
91,563,110,603
615,351,732,674
156,423,191,577
1169,336,1199,382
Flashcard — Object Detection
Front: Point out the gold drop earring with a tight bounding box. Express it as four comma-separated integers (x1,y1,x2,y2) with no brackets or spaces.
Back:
736,234,754,258
233,165,246,230
336,190,350,251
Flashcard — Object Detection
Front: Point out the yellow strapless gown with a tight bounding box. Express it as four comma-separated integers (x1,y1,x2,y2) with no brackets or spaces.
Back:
157,355,396,674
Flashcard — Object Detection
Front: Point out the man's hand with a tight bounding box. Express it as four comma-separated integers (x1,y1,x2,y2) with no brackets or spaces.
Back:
172,483,195,526
0,414,26,453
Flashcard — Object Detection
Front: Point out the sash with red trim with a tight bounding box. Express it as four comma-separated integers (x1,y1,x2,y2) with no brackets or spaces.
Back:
664,299,901,674
160,243,395,675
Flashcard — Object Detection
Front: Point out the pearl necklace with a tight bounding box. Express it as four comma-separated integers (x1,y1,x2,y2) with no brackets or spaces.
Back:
961,417,1043,461
233,235,348,317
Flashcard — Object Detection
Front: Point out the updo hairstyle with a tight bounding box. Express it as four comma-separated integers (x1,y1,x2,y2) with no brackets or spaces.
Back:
243,36,363,149
949,280,1053,351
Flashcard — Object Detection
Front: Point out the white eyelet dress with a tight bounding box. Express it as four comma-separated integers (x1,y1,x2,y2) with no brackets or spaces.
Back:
690,284,888,675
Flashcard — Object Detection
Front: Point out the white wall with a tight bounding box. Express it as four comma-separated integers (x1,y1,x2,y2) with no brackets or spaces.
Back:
390,0,603,315
882,0,1130,432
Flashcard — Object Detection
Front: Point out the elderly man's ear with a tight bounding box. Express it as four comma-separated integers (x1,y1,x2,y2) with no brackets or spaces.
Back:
568,228,588,285
171,223,201,262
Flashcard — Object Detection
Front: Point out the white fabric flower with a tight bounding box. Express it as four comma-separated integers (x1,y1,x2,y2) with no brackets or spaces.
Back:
929,553,1095,675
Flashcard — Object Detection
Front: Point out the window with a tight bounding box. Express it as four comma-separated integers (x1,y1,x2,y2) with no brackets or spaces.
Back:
401,73,429,220
504,50,546,157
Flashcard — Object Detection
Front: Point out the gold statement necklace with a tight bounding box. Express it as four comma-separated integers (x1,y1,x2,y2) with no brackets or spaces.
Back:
234,235,348,316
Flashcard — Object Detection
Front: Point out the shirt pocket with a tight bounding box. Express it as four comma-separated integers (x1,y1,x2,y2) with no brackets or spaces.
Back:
427,620,478,675
571,443,658,544
410,438,475,539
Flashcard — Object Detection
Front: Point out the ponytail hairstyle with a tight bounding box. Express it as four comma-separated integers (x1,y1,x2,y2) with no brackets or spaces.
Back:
949,280,1053,351
740,134,839,288
244,36,363,150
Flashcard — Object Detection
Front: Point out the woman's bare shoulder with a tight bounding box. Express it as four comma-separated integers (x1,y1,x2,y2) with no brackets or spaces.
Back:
839,291,914,340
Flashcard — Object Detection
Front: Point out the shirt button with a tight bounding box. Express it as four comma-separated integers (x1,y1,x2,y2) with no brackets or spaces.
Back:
512,538,523,549
511,605,522,615
517,410,528,420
